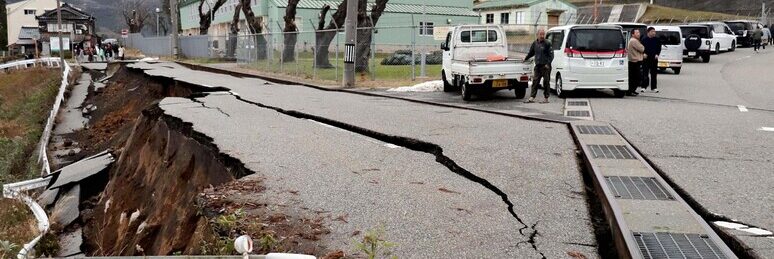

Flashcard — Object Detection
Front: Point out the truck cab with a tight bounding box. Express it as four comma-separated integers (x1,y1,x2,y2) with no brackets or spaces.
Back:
441,25,531,101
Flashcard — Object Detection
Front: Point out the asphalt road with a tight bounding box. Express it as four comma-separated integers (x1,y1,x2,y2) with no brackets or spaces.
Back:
135,62,601,257
368,47,774,256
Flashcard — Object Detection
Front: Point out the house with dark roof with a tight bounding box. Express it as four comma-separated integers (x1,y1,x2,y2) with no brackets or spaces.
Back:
36,2,96,54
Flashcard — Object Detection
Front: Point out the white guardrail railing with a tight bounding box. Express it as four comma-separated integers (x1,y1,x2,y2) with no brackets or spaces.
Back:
1,57,67,259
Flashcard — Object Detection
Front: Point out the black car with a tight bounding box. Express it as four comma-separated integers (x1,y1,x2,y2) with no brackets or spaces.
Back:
725,20,762,47
679,25,713,63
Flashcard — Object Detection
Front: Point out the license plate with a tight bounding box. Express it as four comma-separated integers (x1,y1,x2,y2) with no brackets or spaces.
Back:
658,62,669,67
492,80,508,88
688,51,696,56
589,60,605,67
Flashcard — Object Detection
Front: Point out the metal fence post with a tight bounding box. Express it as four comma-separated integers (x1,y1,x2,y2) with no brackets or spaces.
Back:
370,17,376,81
411,14,416,81
309,19,317,80
276,21,284,74
333,19,340,83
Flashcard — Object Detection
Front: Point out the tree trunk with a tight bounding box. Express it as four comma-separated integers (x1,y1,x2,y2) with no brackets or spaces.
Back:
241,0,266,59
314,2,346,68
282,0,300,62
198,0,227,35
226,2,242,58
353,0,388,73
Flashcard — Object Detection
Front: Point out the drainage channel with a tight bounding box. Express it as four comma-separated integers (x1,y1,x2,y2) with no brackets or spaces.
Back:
175,62,741,258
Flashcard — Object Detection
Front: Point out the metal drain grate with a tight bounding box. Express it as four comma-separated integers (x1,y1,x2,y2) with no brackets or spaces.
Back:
634,232,727,259
588,145,635,159
577,125,614,135
568,101,589,106
566,110,591,117
605,176,674,200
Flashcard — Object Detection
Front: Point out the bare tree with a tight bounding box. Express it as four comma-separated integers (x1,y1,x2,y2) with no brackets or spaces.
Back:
314,0,388,70
120,0,152,33
282,0,300,62
240,0,267,59
226,1,242,58
198,0,228,35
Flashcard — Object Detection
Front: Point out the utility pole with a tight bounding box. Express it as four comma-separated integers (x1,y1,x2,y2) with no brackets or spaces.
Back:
170,0,179,59
343,0,358,88
56,0,63,71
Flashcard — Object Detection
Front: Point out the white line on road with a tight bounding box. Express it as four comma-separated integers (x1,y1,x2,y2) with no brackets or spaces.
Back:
758,127,774,132
384,144,401,149
737,105,748,112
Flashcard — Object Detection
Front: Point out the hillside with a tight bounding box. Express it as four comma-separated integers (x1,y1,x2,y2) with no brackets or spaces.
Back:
568,0,770,15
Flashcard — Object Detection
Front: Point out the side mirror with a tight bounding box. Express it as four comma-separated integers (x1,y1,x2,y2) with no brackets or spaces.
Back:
440,42,448,51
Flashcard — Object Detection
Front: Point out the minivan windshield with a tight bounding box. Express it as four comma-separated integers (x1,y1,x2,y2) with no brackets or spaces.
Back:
680,26,711,38
567,29,624,51
656,31,681,45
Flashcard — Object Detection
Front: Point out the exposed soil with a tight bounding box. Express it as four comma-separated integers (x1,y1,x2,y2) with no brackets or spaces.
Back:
0,198,38,256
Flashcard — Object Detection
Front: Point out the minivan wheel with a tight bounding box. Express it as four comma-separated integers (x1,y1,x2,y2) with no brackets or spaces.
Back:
613,89,626,98
462,82,472,101
556,75,568,98
673,67,681,74
731,41,736,51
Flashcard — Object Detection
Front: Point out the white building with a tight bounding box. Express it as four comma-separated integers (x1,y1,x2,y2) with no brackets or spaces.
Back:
474,0,577,30
5,0,58,54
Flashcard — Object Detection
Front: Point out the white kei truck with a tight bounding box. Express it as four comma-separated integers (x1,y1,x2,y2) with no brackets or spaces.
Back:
440,25,532,101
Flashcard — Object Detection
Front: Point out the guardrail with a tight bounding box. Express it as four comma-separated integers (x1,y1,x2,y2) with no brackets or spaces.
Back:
0,57,68,259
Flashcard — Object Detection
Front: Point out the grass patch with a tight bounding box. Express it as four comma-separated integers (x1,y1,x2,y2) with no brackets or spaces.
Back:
0,198,38,258
640,5,753,23
0,68,61,184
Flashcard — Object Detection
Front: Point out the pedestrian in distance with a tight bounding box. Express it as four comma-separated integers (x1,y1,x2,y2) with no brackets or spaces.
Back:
97,46,105,62
118,45,125,60
626,29,645,96
752,26,763,52
523,28,554,104
640,27,661,93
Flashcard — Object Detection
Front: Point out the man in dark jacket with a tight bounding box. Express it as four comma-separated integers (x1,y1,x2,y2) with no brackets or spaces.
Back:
641,27,662,93
523,28,554,103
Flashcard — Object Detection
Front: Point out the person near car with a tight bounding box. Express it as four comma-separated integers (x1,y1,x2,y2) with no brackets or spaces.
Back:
753,27,763,52
641,27,662,93
523,29,553,104
627,29,645,96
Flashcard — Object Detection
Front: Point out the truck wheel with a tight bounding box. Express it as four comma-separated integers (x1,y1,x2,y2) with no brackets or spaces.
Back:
702,54,711,63
514,83,527,99
673,68,681,75
442,71,454,92
556,75,568,98
462,82,472,101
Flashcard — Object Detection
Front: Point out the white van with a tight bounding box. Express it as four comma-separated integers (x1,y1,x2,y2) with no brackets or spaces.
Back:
652,26,683,74
545,25,628,98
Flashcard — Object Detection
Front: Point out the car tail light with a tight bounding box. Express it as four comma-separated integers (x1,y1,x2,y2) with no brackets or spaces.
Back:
565,48,580,57
471,77,483,83
520,74,529,82
613,49,626,58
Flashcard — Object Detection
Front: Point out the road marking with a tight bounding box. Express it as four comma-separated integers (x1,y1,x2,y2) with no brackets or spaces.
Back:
384,144,400,149
737,105,748,112
714,221,774,237
758,127,774,132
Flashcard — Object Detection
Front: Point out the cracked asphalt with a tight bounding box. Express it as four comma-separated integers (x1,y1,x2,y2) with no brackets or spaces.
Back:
364,47,774,256
130,61,600,258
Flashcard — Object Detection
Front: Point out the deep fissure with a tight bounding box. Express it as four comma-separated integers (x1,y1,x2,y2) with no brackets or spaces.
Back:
212,92,551,254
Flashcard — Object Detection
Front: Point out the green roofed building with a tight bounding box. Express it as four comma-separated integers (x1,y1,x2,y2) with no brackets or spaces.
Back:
473,0,577,28
178,0,479,47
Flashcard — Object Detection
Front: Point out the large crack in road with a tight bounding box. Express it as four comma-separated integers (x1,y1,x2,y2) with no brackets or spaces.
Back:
212,92,549,257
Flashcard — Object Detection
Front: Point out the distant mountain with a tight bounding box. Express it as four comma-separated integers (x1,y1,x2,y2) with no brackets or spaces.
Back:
7,0,163,34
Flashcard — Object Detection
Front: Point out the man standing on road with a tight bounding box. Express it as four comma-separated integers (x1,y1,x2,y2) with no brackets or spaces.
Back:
627,29,645,96
641,27,661,93
753,26,763,52
523,28,553,103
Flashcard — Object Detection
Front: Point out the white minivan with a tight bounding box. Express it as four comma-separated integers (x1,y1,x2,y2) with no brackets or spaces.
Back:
546,25,628,98
692,22,736,53
652,26,684,74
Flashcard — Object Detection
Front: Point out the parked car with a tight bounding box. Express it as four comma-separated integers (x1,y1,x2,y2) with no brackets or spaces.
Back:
725,20,763,47
679,25,714,63
603,22,647,43
440,25,531,101
652,26,683,74
692,22,736,53
545,24,628,98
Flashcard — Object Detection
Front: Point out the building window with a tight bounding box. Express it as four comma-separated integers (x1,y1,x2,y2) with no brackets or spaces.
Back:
485,14,494,24
515,11,525,24
47,23,73,33
500,13,509,24
419,22,434,36
24,9,36,15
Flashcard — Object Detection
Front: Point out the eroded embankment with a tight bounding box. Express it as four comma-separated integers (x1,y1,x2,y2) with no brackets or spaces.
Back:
71,64,252,255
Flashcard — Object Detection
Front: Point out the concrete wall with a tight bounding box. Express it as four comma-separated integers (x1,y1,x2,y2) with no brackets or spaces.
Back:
5,0,58,45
